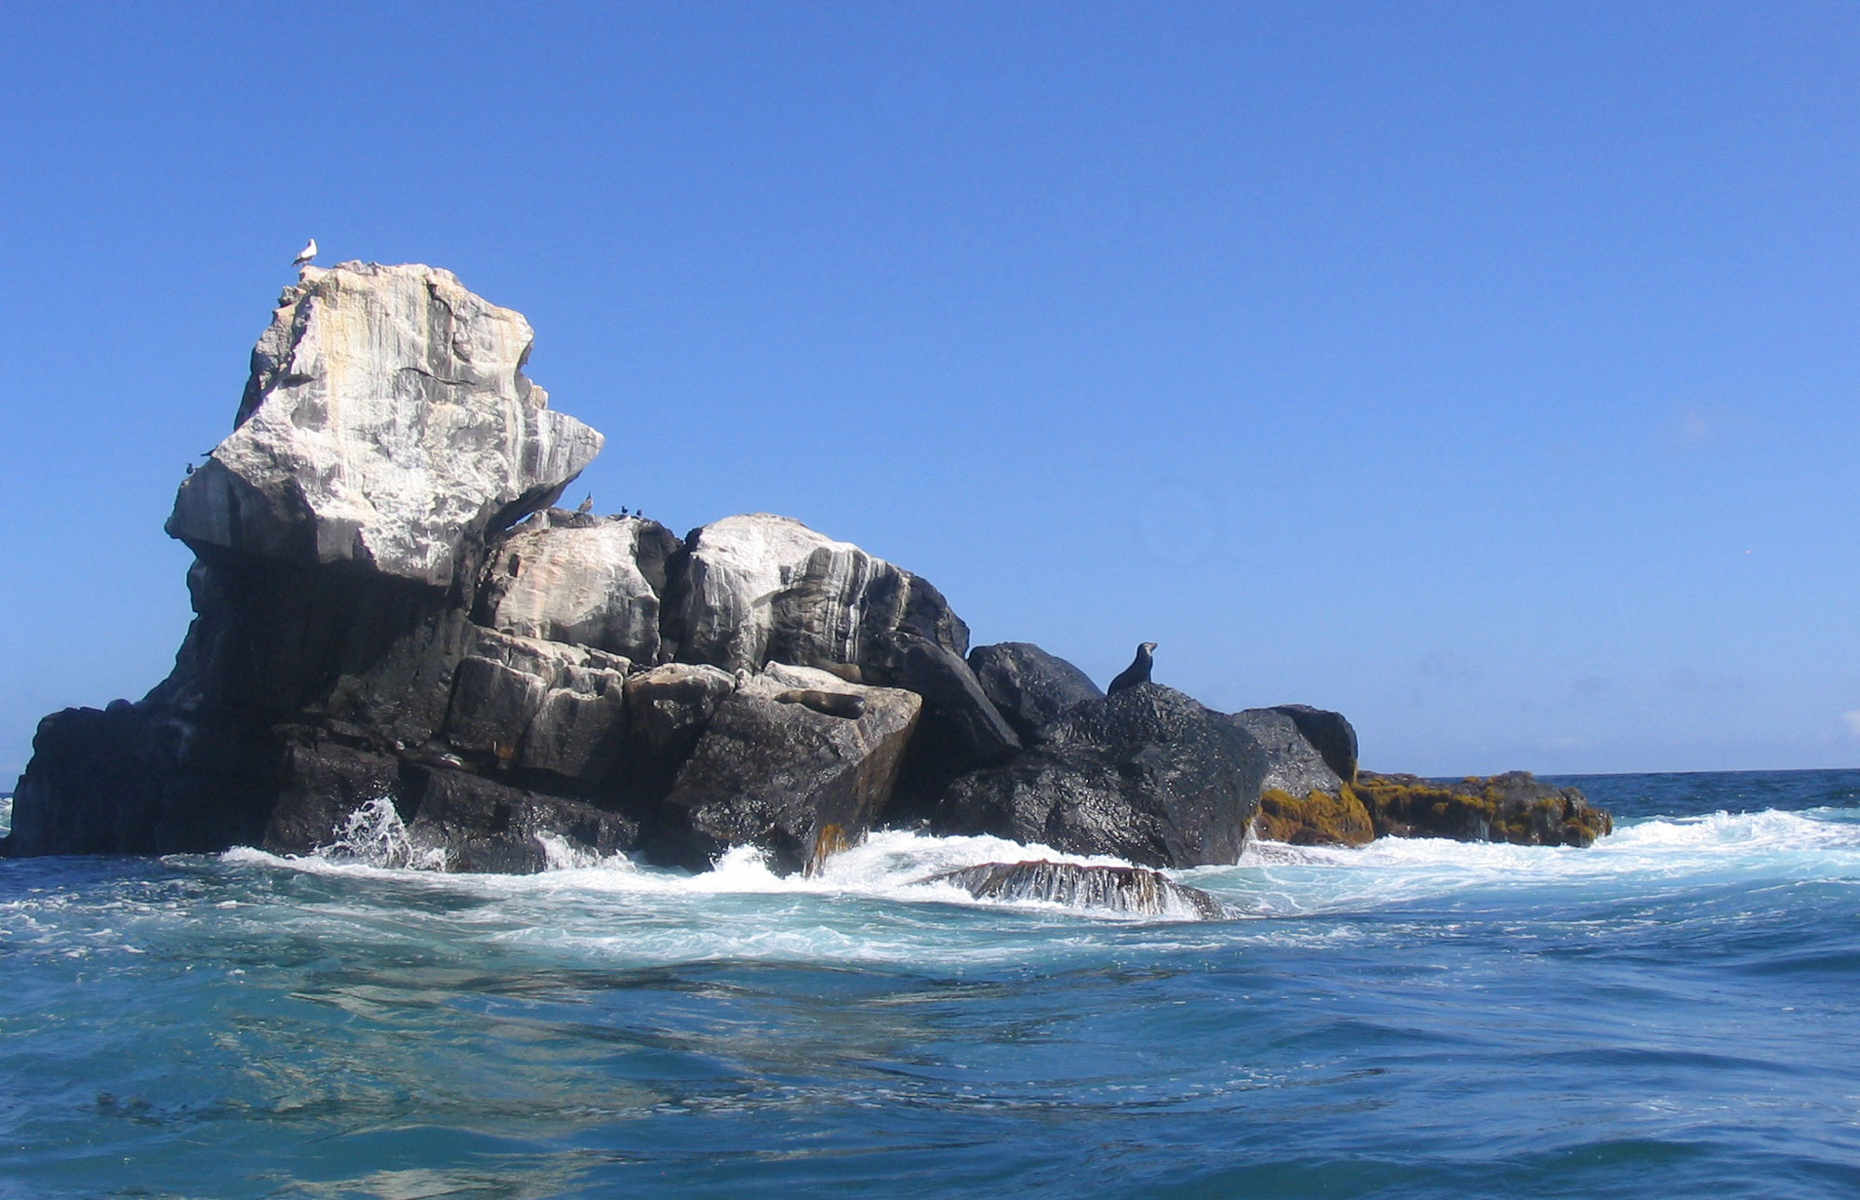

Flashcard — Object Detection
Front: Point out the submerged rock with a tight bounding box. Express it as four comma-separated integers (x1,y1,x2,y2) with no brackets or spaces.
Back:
925,860,1227,920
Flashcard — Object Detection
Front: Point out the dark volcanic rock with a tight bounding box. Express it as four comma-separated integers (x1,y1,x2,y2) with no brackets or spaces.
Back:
866,632,1021,806
1353,770,1613,847
620,663,739,802
663,513,968,673
925,860,1227,920
654,669,921,875
1232,707,1345,799
261,739,402,854
934,683,1267,868
397,764,642,873
967,641,1103,741
5,702,275,857
1273,704,1358,784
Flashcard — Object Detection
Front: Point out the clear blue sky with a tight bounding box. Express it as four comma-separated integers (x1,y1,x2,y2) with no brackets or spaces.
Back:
3,2,1855,780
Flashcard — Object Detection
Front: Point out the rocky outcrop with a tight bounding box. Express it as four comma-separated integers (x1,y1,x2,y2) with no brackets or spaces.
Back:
475,513,680,662
934,684,1266,868
925,860,1227,920
168,263,602,587
968,642,1103,740
1352,771,1612,847
3,261,1612,876
654,666,921,874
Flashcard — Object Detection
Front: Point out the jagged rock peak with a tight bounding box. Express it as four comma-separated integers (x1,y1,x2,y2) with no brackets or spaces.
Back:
166,261,604,587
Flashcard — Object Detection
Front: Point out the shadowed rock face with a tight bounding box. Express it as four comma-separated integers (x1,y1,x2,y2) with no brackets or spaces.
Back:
654,666,921,875
167,262,602,587
925,860,1227,920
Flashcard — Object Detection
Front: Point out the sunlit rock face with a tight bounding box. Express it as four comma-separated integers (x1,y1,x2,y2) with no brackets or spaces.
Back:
476,514,681,662
167,262,602,586
664,513,968,673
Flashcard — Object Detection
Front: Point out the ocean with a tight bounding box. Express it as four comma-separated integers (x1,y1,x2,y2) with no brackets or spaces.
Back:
3,769,1857,1199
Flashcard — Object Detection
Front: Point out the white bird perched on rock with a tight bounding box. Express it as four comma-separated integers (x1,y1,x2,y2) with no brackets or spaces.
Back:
292,237,317,268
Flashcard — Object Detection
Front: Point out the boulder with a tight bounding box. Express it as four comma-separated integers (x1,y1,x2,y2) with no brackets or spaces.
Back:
1273,704,1358,784
476,513,681,662
1232,707,1345,799
654,665,921,875
167,262,602,587
620,663,740,801
397,764,641,873
440,628,631,782
663,513,967,672
260,739,402,854
934,683,1267,868
661,514,1011,813
924,860,1227,920
1353,770,1613,847
967,641,1103,740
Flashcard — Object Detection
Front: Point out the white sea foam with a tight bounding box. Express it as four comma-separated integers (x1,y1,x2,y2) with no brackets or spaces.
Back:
205,805,1860,964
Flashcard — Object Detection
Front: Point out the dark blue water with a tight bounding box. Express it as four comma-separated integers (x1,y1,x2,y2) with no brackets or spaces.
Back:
3,770,1858,1198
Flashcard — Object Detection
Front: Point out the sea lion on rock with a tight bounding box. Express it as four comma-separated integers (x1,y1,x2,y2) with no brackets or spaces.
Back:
775,688,867,719
1107,641,1157,695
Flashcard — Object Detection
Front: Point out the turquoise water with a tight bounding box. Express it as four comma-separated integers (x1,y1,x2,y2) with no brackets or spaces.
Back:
3,770,1858,1198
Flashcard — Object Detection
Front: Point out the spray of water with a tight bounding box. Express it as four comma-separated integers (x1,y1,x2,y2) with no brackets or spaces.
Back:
313,796,448,871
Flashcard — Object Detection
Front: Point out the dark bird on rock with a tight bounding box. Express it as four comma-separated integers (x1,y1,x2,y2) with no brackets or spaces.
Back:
1107,641,1158,695
184,463,194,476
576,494,593,514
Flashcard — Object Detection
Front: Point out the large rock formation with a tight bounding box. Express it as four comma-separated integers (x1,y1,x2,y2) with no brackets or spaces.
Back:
168,263,602,587
3,260,1610,876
